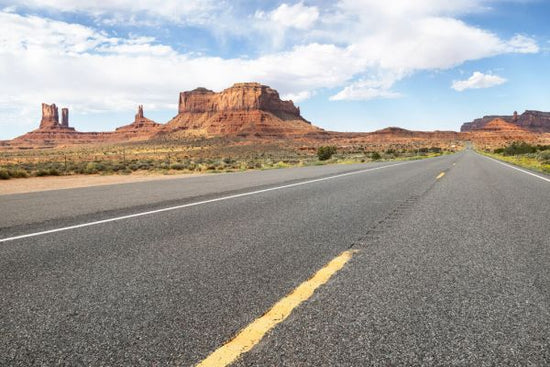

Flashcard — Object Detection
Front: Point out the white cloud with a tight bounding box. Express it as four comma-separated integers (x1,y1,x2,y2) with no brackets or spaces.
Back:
256,3,319,30
0,1,541,137
7,0,218,24
451,71,507,91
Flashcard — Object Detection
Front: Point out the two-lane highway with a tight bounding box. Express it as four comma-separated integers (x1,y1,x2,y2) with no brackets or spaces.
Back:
1,151,549,365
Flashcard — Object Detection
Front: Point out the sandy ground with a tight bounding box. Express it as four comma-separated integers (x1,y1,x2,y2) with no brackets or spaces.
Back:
0,173,205,195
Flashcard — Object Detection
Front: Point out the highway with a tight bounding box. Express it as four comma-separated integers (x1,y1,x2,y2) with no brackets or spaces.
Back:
1,150,549,365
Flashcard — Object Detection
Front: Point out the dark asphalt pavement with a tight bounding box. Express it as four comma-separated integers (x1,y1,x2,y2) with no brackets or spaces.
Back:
1,151,549,366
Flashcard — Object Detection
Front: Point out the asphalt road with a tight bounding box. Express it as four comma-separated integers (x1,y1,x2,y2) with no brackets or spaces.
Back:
1,150,549,366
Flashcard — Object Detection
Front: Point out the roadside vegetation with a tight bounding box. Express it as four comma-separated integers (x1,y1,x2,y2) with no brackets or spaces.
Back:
481,142,550,174
0,141,456,180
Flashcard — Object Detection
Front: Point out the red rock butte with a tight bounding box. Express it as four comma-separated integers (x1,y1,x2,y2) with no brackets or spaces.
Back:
163,82,321,138
461,110,550,133
3,82,550,149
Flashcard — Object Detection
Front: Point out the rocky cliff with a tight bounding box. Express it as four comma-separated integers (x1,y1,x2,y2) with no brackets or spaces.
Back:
178,83,302,118
164,82,320,138
461,110,550,133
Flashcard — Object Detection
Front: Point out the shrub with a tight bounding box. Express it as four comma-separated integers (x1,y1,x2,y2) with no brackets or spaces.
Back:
48,168,61,176
503,142,537,156
9,169,29,178
170,163,186,170
537,150,550,164
371,151,381,160
0,169,9,180
317,146,337,161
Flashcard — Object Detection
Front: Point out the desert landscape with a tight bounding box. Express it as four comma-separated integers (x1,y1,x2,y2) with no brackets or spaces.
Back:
1,82,549,183
2,2,550,366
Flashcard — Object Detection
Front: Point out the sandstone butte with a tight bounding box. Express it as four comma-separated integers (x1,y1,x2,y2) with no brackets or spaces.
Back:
2,82,549,149
461,110,550,133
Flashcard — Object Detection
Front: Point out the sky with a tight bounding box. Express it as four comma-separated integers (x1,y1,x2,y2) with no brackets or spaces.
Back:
0,0,549,139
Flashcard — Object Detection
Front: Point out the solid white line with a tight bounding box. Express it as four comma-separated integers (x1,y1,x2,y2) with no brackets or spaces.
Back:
479,153,550,183
0,161,415,243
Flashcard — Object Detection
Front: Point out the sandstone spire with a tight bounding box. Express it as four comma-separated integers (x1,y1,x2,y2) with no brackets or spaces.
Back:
39,103,59,129
135,105,144,122
61,108,69,128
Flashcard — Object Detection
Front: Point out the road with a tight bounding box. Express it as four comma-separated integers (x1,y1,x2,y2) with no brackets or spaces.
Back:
1,150,549,366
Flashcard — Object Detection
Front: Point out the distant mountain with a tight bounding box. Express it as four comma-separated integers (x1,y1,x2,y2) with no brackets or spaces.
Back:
461,110,550,133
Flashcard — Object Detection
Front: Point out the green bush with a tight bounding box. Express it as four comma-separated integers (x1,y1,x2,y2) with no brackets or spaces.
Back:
503,142,537,156
170,163,186,170
48,168,61,176
371,151,381,160
317,146,337,161
0,169,9,180
8,169,29,178
537,150,550,164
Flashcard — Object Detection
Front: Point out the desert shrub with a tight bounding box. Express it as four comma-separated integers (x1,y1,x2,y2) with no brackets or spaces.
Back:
493,148,505,154
537,150,550,164
8,169,29,178
418,147,429,153
503,142,537,156
317,146,337,161
371,151,381,160
170,163,186,170
385,148,395,154
0,169,9,180
36,169,49,177
429,147,442,153
48,168,61,176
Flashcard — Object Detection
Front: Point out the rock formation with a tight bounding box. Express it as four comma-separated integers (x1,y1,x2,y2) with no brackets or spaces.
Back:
164,82,320,138
61,108,69,128
461,110,550,133
37,103,74,130
178,83,302,118
39,103,60,129
135,105,144,120
114,105,162,140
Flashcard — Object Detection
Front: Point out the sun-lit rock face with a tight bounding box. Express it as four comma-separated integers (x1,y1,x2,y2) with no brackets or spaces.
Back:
39,103,60,129
461,111,550,133
178,83,302,117
165,82,321,138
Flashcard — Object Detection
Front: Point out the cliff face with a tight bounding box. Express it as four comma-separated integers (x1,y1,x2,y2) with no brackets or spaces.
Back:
38,103,75,131
517,111,550,133
39,103,60,129
461,110,550,133
165,82,320,138
178,83,302,119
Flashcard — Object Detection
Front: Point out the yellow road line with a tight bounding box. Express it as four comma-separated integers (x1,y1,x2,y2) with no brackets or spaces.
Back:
436,172,445,179
195,250,358,367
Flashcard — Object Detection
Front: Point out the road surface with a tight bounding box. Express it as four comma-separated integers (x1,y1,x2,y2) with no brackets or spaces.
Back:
1,150,549,365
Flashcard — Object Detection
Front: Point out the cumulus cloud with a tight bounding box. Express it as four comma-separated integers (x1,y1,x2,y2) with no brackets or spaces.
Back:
256,3,319,30
451,71,507,91
0,1,541,137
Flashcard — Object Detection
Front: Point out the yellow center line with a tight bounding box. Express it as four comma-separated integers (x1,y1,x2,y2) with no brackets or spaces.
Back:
436,172,445,179
195,250,359,367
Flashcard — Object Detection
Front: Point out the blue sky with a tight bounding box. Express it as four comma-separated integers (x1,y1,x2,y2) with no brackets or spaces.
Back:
0,0,549,139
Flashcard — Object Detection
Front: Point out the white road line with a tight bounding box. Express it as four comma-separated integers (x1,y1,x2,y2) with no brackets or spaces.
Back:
0,161,415,243
480,153,550,183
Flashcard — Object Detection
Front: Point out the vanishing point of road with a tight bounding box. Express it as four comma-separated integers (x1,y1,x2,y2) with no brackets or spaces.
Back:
1,150,549,365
